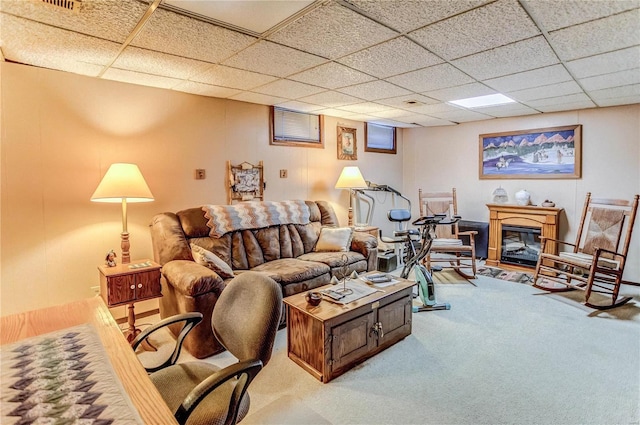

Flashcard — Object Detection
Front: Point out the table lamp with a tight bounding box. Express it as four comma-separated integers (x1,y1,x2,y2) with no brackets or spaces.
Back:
335,166,368,226
91,163,154,264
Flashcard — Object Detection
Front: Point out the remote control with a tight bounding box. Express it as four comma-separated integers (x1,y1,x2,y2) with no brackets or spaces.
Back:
322,290,345,301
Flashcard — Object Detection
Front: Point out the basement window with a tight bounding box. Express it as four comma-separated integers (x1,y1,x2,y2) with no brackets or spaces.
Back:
270,106,324,148
365,123,396,154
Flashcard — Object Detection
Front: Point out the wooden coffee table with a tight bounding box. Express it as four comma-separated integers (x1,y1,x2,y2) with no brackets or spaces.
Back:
283,275,414,383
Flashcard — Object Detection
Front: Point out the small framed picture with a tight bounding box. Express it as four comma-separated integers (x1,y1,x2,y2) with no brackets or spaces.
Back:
337,126,357,160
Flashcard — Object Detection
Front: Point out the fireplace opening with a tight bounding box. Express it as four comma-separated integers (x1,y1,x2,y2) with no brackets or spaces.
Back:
500,225,541,267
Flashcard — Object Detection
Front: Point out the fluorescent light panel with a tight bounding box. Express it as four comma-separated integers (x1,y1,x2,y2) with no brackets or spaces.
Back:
449,94,516,108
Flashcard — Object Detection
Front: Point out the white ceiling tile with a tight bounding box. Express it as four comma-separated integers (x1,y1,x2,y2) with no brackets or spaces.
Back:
0,14,119,77
298,91,363,108
345,0,489,33
113,47,211,80
274,101,325,112
428,108,494,123
589,83,640,106
525,0,639,32
578,68,640,91
173,81,241,98
535,100,597,112
337,37,442,78
403,102,463,115
222,41,326,77
267,2,398,59
484,64,573,92
409,0,540,60
375,94,439,108
337,80,412,101
0,0,146,43
190,65,277,90
369,108,423,119
314,108,358,118
102,68,182,89
229,92,288,106
337,102,393,114
548,10,640,61
251,79,326,99
401,115,458,127
588,84,640,101
132,7,257,63
453,36,559,80
565,46,640,79
525,92,594,108
477,103,540,117
288,62,376,89
423,83,497,101
507,81,584,102
387,63,475,92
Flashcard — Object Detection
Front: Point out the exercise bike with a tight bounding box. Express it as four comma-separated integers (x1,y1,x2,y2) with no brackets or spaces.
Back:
394,213,460,312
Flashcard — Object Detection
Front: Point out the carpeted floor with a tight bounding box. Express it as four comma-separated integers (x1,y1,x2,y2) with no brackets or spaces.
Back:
142,270,640,425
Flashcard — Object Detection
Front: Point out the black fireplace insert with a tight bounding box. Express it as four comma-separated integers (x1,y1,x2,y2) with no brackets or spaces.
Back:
501,225,541,267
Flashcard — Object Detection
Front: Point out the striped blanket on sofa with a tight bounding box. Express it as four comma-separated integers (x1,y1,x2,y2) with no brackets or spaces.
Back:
202,200,311,238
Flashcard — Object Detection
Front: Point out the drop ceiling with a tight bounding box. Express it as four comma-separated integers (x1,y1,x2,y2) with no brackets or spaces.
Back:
1,0,639,127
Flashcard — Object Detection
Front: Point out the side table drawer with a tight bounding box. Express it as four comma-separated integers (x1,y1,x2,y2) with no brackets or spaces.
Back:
136,269,162,300
106,274,136,306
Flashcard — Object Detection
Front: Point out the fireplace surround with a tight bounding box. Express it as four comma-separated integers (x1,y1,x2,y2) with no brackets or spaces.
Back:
487,204,563,270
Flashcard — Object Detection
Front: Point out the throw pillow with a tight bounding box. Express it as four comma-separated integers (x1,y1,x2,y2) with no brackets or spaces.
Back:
315,227,353,252
190,244,235,279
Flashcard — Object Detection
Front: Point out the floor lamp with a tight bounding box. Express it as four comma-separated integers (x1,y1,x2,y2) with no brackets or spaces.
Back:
335,166,368,226
91,163,154,264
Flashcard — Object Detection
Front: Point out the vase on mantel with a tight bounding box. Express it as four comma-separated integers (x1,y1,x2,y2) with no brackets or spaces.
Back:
514,189,531,206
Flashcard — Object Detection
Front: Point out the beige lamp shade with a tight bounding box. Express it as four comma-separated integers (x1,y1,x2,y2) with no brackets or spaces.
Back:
335,166,367,190
91,163,154,203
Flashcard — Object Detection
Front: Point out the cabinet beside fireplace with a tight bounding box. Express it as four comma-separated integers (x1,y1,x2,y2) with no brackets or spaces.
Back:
486,204,564,270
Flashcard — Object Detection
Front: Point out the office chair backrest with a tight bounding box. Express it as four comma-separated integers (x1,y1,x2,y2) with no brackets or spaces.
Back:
212,272,283,366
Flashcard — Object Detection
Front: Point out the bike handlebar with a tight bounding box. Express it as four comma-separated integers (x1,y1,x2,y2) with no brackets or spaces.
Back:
411,214,461,227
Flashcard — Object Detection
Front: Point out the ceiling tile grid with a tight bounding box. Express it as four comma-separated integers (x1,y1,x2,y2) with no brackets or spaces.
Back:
336,37,443,78
288,62,376,89
387,63,475,93
343,0,490,34
409,0,540,60
132,7,257,64
0,13,120,76
266,1,397,59
1,0,638,128
337,80,412,101
0,0,147,43
222,40,326,77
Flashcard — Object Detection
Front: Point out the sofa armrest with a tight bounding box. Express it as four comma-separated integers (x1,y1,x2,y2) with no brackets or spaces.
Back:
162,260,226,297
350,232,378,271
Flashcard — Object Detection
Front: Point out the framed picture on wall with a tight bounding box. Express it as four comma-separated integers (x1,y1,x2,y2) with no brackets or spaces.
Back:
479,125,582,179
337,126,357,160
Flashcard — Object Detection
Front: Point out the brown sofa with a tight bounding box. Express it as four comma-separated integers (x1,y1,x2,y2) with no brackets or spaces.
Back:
150,200,377,358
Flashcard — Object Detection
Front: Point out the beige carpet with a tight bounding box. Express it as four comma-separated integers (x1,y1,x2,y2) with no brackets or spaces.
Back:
144,271,640,425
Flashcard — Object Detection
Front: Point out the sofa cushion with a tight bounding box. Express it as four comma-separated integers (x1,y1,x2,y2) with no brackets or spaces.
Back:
190,244,235,279
250,258,330,284
315,227,353,252
297,251,365,268
162,260,225,297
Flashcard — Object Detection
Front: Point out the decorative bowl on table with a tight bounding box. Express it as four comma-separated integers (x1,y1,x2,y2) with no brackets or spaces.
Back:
305,291,322,306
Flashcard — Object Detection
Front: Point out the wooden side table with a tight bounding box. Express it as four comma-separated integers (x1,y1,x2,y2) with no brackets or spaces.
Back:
98,259,162,346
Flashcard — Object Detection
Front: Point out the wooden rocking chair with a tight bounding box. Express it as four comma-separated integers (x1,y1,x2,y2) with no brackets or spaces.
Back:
533,192,639,310
418,188,477,279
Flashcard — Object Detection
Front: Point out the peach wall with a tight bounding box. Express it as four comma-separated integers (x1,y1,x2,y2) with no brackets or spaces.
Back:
403,104,640,281
0,62,403,316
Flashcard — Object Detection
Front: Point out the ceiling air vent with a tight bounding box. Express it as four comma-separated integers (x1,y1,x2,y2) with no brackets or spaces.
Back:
40,0,80,12
403,100,424,107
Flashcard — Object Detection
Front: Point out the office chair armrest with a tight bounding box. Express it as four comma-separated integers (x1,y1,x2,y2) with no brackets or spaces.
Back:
176,359,263,425
131,312,203,373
